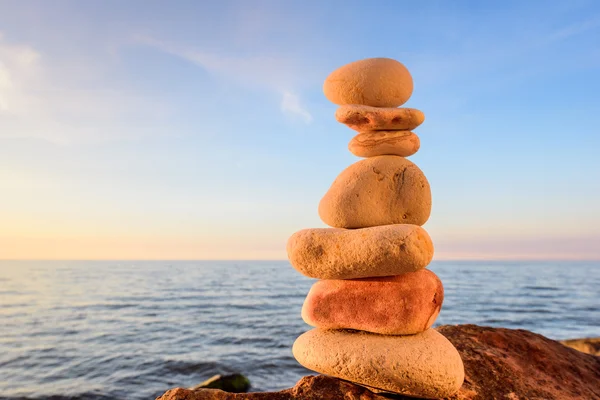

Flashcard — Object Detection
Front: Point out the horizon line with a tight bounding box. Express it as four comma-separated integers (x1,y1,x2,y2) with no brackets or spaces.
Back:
1,258,599,262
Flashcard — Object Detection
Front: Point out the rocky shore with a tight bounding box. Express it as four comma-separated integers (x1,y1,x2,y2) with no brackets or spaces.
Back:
157,324,600,400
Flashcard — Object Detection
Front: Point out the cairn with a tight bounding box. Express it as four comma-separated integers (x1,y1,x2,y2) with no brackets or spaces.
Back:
287,58,464,398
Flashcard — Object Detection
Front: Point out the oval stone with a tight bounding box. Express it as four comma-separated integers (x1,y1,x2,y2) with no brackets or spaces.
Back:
335,105,425,132
323,58,413,107
302,270,443,335
293,328,464,398
318,156,432,228
349,131,420,158
287,224,433,279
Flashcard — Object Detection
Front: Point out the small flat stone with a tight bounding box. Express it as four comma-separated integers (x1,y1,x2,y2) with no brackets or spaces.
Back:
336,105,425,132
287,224,433,280
348,131,420,158
319,156,431,228
293,328,464,398
323,58,413,107
302,269,443,335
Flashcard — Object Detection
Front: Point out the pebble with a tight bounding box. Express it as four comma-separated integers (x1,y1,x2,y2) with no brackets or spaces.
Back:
335,105,425,132
323,58,413,107
319,156,431,228
302,269,443,335
293,328,464,398
287,224,433,279
349,130,420,158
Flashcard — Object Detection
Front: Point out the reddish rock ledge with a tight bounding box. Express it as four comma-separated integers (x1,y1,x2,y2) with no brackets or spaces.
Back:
156,324,600,400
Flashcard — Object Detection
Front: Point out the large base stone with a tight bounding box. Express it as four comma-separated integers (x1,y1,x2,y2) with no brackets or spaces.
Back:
293,328,464,398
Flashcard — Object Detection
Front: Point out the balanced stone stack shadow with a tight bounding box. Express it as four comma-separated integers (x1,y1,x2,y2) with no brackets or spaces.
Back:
287,58,464,399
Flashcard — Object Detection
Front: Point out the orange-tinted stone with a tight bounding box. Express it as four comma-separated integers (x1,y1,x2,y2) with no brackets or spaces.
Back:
336,105,425,132
319,156,432,228
302,269,443,335
323,58,413,107
348,130,420,158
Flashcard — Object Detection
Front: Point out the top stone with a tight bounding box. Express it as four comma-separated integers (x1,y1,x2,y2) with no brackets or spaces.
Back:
323,58,413,108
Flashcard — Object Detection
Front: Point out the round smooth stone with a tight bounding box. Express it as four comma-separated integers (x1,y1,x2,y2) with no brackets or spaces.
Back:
287,224,433,280
302,269,443,335
293,328,464,398
335,105,425,132
349,131,420,158
323,58,413,107
318,155,431,228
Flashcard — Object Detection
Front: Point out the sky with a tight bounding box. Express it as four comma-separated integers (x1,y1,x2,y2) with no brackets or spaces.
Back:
0,0,599,260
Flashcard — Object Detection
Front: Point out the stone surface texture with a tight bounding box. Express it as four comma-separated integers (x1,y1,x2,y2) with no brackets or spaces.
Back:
323,58,413,107
287,224,433,279
349,130,420,158
157,325,600,400
319,155,432,228
292,328,464,398
438,324,600,400
301,270,443,335
157,375,389,400
336,105,425,132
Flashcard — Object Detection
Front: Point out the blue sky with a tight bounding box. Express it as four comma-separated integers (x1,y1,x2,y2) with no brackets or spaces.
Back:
1,0,599,259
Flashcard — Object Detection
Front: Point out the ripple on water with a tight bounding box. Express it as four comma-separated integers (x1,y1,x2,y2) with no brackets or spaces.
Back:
0,260,598,400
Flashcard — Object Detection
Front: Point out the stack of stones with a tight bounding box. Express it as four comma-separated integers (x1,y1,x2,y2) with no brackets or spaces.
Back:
287,58,464,398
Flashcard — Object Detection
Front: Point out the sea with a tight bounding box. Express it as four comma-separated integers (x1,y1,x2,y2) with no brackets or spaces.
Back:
0,260,598,400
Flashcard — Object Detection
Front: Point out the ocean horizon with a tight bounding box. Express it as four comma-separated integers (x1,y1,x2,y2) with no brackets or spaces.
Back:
1,259,598,399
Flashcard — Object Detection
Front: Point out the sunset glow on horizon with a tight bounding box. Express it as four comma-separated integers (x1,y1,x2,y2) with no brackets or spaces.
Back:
1,1,600,261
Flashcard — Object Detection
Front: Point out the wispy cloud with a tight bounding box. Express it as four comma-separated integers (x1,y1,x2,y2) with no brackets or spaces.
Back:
136,35,313,124
280,91,312,123
410,12,600,93
0,33,42,116
0,33,169,144
547,15,600,42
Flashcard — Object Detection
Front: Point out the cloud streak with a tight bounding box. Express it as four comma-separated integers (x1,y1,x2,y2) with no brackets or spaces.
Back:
0,33,169,144
136,35,313,124
0,33,42,116
281,91,312,123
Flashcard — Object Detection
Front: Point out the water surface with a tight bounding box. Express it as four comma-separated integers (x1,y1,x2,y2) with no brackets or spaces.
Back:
0,260,598,399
